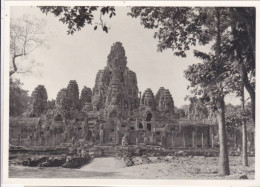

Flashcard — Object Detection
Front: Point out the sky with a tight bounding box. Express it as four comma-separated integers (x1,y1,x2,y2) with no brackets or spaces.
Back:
10,6,241,107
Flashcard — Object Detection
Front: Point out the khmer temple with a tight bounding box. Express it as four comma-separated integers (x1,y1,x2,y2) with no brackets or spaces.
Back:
9,42,255,150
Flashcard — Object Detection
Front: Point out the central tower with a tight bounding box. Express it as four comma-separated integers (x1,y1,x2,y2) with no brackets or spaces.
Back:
92,42,139,118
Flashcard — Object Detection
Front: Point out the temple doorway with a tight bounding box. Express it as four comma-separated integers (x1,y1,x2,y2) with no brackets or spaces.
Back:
147,123,152,131
139,123,143,129
146,113,152,121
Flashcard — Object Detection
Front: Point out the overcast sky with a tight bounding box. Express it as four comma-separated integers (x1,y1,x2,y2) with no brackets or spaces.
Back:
10,6,241,107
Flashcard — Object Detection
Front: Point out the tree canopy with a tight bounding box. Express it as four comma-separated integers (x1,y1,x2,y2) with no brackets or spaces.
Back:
38,6,116,34
10,78,30,116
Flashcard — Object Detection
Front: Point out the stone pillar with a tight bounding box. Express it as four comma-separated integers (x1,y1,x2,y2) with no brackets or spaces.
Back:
114,130,117,143
116,130,120,145
192,131,196,148
84,117,89,141
162,133,166,147
151,132,154,145
99,129,104,145
235,135,238,148
40,135,45,146
211,133,214,148
202,133,204,148
171,131,174,148
207,126,210,147
144,136,148,145
183,132,186,148
18,136,21,146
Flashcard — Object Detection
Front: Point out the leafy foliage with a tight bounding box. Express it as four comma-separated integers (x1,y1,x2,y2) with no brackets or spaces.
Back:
38,6,116,34
129,7,255,118
185,96,209,120
10,78,30,116
129,7,197,57
225,103,252,128
129,7,232,57
174,107,186,119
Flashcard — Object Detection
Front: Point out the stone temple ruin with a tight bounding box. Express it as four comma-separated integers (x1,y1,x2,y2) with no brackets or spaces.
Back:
9,42,255,150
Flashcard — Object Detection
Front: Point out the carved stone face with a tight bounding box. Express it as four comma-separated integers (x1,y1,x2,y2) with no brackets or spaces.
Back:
146,98,153,107
111,97,118,105
165,101,171,110
113,57,120,68
60,98,66,106
111,89,119,97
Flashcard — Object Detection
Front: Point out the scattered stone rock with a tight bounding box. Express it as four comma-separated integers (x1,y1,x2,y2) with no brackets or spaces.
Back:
62,155,91,168
22,155,68,167
124,157,134,167
239,175,248,179
166,155,174,160
39,156,66,167
175,150,188,156
89,148,103,158
22,156,48,167
141,155,151,164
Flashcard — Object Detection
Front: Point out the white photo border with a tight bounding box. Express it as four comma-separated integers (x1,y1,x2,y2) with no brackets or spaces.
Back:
2,1,260,186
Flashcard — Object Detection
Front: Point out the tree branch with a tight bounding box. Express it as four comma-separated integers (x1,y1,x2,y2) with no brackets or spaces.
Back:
10,53,24,76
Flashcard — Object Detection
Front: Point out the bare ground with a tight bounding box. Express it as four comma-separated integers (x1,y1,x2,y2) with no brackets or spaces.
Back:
117,156,255,179
9,156,254,179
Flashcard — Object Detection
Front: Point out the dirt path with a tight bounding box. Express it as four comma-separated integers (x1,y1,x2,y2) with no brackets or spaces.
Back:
80,157,124,172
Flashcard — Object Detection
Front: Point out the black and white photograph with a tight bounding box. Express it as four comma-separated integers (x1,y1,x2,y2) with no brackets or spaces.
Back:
1,1,259,185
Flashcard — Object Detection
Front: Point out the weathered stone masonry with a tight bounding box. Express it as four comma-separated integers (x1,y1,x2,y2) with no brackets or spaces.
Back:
9,42,254,150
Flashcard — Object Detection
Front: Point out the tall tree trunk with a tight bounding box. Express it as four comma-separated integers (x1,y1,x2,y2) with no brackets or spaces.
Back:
241,128,248,165
230,7,255,126
243,8,255,60
241,63,255,126
215,8,230,175
241,85,248,166
217,96,230,175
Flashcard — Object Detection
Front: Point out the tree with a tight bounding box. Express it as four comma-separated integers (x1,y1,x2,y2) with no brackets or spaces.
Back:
185,54,231,175
38,6,116,34
174,107,186,119
129,7,255,125
185,96,209,120
10,14,47,76
10,78,30,116
180,105,189,118
129,7,196,57
130,7,255,173
240,85,248,166
225,8,255,166
229,7,255,125
225,94,251,167
183,8,232,175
